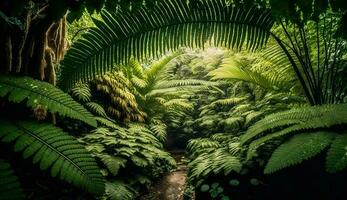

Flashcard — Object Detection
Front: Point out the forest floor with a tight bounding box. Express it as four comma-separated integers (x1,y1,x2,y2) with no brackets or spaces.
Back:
139,150,191,200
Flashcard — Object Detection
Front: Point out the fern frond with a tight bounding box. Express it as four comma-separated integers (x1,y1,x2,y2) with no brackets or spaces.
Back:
71,83,92,102
326,134,347,173
95,117,123,130
149,121,167,142
241,104,347,144
0,120,105,195
86,102,108,117
98,154,127,176
0,159,24,200
209,57,277,89
0,75,97,127
105,181,137,200
264,132,335,174
60,0,274,90
189,149,241,181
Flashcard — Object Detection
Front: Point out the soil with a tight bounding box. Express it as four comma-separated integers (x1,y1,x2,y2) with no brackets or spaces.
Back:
139,151,190,200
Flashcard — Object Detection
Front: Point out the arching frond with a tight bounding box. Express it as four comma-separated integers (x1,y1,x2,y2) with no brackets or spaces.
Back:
264,132,335,174
209,57,281,90
60,0,274,90
241,104,347,144
0,120,105,196
0,76,97,127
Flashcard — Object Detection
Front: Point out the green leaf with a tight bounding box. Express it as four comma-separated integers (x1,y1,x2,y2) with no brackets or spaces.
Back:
264,132,335,174
326,134,347,173
0,75,97,127
0,120,105,196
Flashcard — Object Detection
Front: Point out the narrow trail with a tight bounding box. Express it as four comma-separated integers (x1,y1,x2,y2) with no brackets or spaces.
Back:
140,151,189,200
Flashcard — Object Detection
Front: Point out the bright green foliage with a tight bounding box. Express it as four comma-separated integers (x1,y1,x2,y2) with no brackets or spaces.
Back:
81,125,176,177
0,120,105,196
0,75,96,127
241,104,347,145
71,83,92,102
85,102,108,117
188,134,242,182
326,134,347,173
240,103,347,174
0,159,24,200
209,58,276,90
264,132,335,174
104,181,137,200
60,0,274,90
189,148,242,182
209,45,298,92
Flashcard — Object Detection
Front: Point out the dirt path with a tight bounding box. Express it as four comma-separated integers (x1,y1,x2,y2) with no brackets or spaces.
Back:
140,151,189,200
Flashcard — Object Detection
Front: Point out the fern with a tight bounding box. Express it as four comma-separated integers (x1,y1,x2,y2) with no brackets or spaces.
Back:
189,149,241,181
86,102,108,117
209,58,277,90
104,181,137,200
326,134,347,173
264,132,335,174
0,120,105,196
0,159,24,200
241,104,347,144
71,83,92,102
99,154,127,176
0,75,97,127
59,0,274,90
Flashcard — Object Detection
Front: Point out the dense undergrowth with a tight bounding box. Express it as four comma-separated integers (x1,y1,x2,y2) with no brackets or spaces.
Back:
1,0,347,200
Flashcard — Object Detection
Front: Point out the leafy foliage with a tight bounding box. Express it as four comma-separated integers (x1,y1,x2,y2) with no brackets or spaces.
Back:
0,75,96,127
264,132,335,174
326,134,347,173
60,0,274,90
80,124,175,187
187,134,242,183
0,159,24,200
104,181,137,200
240,104,347,174
0,120,105,195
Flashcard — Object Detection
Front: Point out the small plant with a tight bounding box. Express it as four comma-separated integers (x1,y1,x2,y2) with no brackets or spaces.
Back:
200,182,230,200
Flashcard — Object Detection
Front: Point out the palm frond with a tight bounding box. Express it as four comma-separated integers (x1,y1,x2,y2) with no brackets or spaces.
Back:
59,0,274,90
0,75,97,127
0,120,105,196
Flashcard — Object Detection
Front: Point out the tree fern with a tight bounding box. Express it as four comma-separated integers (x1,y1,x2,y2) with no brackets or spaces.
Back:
264,132,335,174
59,0,274,90
0,159,24,200
0,120,105,196
326,134,347,173
0,75,97,127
